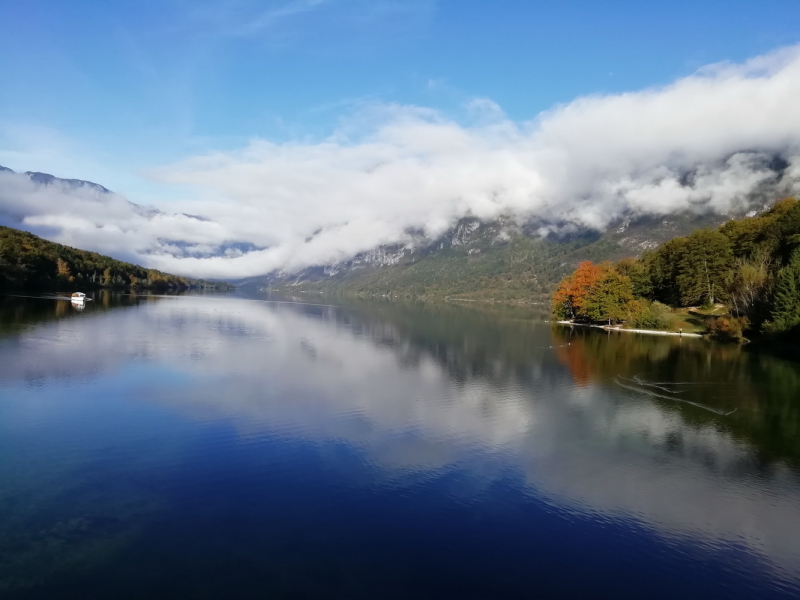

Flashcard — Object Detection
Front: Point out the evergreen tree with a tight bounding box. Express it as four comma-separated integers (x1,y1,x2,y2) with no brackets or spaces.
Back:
615,257,651,298
643,238,686,305
768,248,800,335
676,230,733,306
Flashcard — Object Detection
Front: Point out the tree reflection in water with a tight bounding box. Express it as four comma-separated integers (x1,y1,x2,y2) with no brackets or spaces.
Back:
552,325,800,466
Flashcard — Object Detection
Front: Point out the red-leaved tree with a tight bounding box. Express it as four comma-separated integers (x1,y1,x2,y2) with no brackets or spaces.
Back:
551,261,604,320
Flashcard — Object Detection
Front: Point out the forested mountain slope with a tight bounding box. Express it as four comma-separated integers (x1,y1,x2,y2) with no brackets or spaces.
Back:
0,226,231,292
251,207,763,301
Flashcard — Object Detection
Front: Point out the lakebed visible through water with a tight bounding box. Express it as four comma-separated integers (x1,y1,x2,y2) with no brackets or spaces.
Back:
1,292,800,599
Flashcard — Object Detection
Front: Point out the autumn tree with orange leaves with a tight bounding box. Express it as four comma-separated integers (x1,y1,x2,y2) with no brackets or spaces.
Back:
551,261,605,320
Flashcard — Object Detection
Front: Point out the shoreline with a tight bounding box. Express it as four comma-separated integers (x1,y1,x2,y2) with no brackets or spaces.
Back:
556,321,704,338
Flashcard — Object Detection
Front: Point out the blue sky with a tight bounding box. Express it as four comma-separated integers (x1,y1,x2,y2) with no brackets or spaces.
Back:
1,0,799,199
2,1,800,278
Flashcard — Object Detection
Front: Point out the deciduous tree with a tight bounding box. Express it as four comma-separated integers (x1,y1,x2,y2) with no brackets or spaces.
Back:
583,270,634,324
551,261,604,320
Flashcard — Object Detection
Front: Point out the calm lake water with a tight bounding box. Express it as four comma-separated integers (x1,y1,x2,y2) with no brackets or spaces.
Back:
2,292,800,599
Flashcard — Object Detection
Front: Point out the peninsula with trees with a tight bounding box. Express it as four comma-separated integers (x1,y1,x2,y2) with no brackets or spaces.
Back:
552,198,800,342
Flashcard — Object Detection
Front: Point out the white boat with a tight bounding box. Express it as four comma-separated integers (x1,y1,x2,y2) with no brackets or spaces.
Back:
70,292,91,305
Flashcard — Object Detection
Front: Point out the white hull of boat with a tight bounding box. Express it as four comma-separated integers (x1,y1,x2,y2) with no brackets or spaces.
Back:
70,293,91,306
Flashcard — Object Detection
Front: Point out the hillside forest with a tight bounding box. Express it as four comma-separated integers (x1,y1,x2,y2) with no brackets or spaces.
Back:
0,226,232,292
552,198,800,341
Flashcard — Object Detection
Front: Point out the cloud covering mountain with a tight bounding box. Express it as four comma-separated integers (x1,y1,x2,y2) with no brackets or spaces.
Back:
3,45,800,279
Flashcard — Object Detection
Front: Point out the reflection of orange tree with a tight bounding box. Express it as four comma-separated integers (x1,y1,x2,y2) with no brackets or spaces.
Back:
553,337,596,386
552,325,800,466
552,326,677,386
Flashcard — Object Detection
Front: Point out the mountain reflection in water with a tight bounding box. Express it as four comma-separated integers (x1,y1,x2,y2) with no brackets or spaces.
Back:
1,294,800,599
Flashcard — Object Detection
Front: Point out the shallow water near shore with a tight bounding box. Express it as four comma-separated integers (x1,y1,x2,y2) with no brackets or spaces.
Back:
2,293,800,599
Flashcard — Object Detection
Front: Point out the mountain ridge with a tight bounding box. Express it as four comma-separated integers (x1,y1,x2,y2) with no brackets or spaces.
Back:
0,159,793,293
243,202,779,301
0,164,111,194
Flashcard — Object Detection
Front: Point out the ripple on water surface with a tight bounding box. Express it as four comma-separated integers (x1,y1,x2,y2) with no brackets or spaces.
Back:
1,294,800,598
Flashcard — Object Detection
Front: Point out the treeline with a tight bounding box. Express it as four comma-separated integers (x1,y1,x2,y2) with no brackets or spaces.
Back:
552,198,800,341
0,226,233,292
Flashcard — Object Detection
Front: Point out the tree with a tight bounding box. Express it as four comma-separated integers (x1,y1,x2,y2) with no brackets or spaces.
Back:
583,270,634,323
676,230,733,306
726,252,772,325
102,267,113,286
768,199,800,264
56,257,73,283
643,238,687,305
551,273,576,319
629,300,671,330
615,257,651,298
551,261,604,320
767,248,800,335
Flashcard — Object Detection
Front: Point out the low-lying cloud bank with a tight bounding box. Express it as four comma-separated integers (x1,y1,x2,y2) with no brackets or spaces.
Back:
3,46,800,279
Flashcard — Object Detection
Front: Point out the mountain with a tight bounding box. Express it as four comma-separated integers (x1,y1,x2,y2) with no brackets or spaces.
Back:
241,151,794,300
0,163,165,220
0,165,271,263
1,158,792,297
23,169,111,195
244,202,778,301
0,224,232,292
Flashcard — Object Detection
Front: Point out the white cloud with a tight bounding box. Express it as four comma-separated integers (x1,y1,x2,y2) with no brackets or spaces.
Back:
3,45,800,279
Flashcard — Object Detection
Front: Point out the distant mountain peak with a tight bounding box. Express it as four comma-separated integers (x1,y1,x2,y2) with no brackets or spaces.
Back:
0,164,112,195
23,170,111,195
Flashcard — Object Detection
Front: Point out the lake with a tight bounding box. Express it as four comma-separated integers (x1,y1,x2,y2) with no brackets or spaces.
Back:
1,292,800,599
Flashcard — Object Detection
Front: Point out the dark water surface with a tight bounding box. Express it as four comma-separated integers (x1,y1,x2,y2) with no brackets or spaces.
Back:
2,293,800,599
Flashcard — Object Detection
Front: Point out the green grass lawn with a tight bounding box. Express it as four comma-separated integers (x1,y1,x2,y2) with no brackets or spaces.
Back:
664,305,728,334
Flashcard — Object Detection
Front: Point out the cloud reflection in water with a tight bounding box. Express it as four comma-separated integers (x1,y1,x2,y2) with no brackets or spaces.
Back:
2,295,800,587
